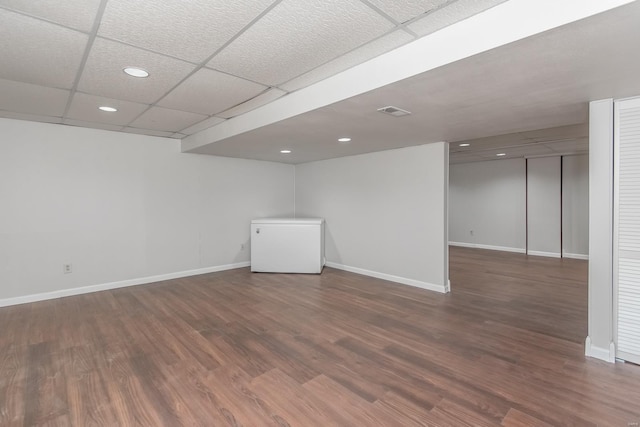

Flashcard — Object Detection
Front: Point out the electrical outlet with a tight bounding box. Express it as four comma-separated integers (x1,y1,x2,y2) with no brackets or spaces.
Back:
63,264,72,274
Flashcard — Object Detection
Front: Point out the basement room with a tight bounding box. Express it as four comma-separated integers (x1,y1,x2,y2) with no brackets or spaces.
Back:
1,0,640,425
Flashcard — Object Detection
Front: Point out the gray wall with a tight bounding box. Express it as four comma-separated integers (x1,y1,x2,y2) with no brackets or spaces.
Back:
449,154,588,258
563,154,589,258
295,143,449,292
0,118,295,303
527,156,562,257
586,99,615,361
449,158,526,252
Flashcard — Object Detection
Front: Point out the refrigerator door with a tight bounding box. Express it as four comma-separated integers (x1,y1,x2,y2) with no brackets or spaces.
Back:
251,218,324,273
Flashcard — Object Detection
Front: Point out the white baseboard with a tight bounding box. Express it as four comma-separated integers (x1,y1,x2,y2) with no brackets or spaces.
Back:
562,252,589,260
527,250,561,258
449,241,526,254
584,336,616,363
325,262,448,294
0,261,251,308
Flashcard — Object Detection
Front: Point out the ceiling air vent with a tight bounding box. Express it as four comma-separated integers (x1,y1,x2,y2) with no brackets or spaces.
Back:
377,106,412,117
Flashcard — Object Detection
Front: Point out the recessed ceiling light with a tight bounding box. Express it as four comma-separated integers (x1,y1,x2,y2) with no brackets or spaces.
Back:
459,143,470,147
497,153,507,156
338,137,351,143
280,150,291,154
98,106,117,112
123,67,149,78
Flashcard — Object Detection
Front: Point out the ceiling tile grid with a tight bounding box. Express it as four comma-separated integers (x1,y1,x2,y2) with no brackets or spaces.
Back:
545,138,589,154
207,0,395,86
97,0,276,63
0,9,88,89
158,68,268,115
0,0,102,32
129,106,207,133
77,37,196,104
365,0,452,23
0,0,632,157
122,127,177,138
0,110,63,125
180,116,227,136
217,88,287,119
0,0,528,140
67,93,150,126
63,119,124,132
0,79,70,117
279,30,414,92
408,0,508,36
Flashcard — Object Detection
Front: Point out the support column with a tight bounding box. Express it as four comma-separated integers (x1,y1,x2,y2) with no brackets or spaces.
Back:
585,99,615,362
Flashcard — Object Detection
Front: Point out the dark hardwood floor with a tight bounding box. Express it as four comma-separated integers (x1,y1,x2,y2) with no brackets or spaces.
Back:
1,247,639,426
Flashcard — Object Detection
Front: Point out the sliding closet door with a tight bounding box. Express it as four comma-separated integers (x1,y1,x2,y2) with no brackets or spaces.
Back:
527,157,562,257
614,97,640,364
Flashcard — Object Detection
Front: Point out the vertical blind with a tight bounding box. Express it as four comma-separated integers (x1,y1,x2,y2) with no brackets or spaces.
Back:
615,97,640,364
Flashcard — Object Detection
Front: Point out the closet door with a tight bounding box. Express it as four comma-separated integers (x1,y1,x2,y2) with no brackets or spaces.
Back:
527,157,562,257
614,97,640,364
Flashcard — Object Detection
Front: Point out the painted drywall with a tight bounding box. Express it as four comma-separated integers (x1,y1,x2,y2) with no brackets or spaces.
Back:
586,99,615,362
562,154,589,258
449,158,526,252
450,156,588,257
295,143,449,292
0,118,294,303
527,156,562,257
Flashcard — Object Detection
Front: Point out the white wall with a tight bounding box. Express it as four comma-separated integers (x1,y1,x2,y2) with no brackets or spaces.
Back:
584,97,640,364
563,154,589,258
450,155,588,257
0,118,294,304
586,99,615,362
449,158,526,252
295,143,449,293
527,156,562,257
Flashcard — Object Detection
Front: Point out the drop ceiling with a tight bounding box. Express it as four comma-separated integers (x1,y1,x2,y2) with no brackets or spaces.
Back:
0,0,507,139
1,0,638,165
185,0,640,164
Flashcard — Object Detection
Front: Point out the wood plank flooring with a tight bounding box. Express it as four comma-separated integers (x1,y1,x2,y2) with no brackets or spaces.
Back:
1,246,640,426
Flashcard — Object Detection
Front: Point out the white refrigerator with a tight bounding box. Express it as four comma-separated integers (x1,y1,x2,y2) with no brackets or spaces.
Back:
250,218,325,274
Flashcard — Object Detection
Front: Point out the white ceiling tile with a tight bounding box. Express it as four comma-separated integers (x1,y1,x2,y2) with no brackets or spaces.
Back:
523,124,588,142
0,110,62,124
62,119,124,132
366,0,450,23
217,88,287,119
158,68,267,115
66,93,149,126
0,10,88,88
208,0,394,86
449,153,486,164
478,144,557,159
279,30,414,92
0,78,69,116
450,134,522,152
545,138,589,154
122,127,176,138
98,0,274,63
408,0,508,37
0,0,101,32
77,38,195,104
180,116,226,135
129,106,206,132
